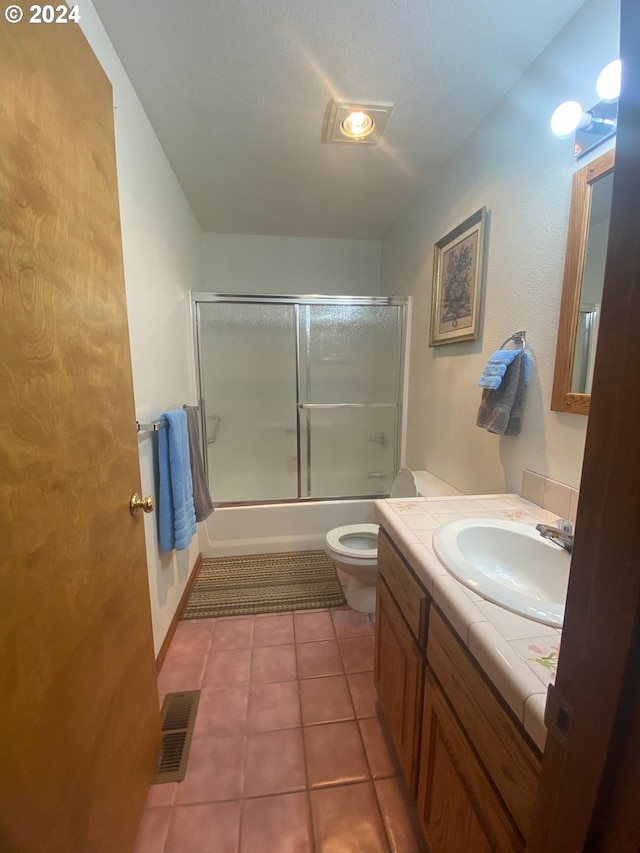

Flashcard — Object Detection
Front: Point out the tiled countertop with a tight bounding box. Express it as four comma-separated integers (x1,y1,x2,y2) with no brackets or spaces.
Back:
374,493,562,752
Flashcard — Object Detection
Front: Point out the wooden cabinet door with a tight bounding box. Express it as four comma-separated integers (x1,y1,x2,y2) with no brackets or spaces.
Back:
374,578,424,792
0,17,160,853
417,671,523,853
377,528,427,642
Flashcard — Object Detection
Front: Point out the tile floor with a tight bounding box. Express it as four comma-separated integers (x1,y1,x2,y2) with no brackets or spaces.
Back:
134,606,427,853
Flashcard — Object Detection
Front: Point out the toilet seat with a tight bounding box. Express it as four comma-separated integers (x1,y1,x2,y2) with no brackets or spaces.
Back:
325,523,379,560
323,468,461,613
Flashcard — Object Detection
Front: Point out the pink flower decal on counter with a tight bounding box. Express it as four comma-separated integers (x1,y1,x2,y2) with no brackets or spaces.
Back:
499,509,528,520
527,643,560,684
392,502,423,512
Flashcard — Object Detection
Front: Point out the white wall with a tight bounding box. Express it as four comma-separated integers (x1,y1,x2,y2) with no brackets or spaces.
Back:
381,0,618,494
203,234,381,295
80,3,204,654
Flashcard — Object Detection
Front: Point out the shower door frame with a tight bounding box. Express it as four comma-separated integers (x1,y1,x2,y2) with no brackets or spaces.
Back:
191,292,409,506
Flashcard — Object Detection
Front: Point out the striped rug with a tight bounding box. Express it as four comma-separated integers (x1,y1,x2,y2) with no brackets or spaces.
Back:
181,550,346,619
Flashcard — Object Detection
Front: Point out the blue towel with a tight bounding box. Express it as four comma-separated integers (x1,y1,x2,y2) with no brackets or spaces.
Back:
477,352,527,435
158,410,197,552
479,349,530,389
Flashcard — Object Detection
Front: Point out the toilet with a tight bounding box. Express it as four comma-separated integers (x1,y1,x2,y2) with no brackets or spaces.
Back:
324,468,429,613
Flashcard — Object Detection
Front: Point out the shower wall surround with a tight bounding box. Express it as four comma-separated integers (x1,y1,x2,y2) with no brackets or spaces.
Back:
381,0,619,496
202,233,382,296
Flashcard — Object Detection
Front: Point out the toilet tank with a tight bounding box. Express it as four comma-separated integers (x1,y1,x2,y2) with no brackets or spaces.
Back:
414,470,463,498
389,468,463,499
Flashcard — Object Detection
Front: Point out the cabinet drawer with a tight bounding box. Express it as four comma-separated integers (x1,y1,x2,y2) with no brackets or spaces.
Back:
378,528,427,643
427,608,541,840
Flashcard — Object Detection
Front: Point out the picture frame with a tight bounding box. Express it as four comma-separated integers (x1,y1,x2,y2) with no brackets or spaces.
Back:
429,206,487,346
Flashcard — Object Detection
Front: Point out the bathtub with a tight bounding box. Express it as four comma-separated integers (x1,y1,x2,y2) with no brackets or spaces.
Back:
199,470,462,558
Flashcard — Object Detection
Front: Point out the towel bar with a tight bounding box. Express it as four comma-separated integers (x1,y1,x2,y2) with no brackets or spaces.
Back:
137,406,199,433
500,330,526,351
136,421,165,433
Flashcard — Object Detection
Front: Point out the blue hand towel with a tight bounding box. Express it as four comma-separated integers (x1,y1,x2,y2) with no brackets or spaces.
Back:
477,352,527,435
158,410,197,552
479,349,530,389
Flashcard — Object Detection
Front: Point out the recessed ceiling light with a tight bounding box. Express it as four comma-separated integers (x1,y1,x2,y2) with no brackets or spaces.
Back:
341,110,375,139
323,100,393,145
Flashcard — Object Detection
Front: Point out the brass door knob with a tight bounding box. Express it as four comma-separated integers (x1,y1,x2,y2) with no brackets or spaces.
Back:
130,493,156,515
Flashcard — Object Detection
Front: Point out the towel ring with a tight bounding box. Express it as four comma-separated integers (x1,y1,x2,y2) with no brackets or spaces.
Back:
500,331,526,352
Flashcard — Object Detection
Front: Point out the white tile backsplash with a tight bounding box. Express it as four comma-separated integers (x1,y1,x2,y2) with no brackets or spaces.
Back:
543,480,571,518
568,488,580,523
521,470,545,507
521,469,577,520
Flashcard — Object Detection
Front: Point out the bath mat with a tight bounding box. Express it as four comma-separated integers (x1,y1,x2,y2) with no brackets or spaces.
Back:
181,550,346,619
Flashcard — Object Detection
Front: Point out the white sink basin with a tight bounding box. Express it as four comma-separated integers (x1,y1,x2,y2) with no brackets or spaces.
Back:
432,519,570,627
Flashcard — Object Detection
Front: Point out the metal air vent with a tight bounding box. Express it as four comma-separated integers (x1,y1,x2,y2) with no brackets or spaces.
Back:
153,690,200,783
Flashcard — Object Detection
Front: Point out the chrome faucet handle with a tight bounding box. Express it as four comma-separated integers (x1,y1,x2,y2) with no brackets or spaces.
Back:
556,519,574,534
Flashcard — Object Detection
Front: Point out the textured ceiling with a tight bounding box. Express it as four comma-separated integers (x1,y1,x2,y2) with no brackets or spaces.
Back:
93,0,586,240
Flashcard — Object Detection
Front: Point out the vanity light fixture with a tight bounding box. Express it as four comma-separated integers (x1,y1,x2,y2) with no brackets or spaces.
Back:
596,59,622,101
550,59,621,158
323,100,393,145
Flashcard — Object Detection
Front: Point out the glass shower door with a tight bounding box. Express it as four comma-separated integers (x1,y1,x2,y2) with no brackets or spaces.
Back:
197,302,298,502
299,303,403,498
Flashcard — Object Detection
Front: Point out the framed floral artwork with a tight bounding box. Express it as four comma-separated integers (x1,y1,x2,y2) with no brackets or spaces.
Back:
429,207,487,346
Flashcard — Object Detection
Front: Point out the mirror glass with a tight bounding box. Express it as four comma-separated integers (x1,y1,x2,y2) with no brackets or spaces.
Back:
570,171,614,394
551,149,615,415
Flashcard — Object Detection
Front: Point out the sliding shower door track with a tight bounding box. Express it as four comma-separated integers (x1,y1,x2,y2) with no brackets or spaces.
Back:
213,494,394,508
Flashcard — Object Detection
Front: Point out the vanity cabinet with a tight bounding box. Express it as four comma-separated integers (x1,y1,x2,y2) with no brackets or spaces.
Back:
426,608,540,840
374,578,423,792
375,527,542,853
374,530,427,792
418,669,522,853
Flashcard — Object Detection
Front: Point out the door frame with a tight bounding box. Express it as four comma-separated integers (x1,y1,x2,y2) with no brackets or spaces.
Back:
527,0,640,848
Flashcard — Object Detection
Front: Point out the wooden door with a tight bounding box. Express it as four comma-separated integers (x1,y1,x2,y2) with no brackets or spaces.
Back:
417,671,523,853
526,0,640,849
374,578,424,792
0,16,160,853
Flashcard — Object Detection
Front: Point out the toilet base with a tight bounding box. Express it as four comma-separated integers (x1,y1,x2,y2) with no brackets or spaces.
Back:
344,576,377,614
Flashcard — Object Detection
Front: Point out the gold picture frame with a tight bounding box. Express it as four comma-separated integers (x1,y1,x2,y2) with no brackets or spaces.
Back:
429,207,487,346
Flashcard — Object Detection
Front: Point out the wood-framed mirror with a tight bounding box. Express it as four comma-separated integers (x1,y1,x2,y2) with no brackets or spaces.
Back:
551,148,615,414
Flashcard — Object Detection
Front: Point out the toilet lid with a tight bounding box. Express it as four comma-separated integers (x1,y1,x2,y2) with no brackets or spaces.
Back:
390,467,418,498
325,524,379,559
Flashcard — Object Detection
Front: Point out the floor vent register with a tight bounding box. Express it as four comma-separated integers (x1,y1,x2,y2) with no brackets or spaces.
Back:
153,690,201,783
